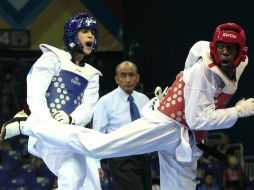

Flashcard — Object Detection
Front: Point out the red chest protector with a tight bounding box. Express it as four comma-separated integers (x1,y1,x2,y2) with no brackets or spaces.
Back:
157,72,233,143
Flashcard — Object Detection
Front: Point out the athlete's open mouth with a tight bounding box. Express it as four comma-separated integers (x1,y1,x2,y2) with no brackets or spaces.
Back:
221,60,231,65
86,41,93,47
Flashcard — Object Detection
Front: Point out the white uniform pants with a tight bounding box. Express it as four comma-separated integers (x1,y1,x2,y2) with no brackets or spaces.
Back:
24,110,200,190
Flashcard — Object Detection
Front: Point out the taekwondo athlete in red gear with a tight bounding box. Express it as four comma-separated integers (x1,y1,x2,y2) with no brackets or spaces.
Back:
3,13,102,190
2,23,254,190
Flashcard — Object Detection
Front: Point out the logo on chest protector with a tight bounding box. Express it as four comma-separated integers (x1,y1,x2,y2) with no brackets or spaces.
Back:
71,77,81,86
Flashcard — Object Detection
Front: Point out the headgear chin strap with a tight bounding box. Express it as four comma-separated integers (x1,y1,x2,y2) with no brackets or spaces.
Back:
63,13,99,53
210,23,248,68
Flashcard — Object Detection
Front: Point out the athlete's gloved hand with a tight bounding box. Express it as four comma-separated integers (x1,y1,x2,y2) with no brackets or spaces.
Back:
52,111,75,124
235,98,254,118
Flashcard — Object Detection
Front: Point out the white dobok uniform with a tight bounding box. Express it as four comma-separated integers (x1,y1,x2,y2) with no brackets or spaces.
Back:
26,44,102,190
23,41,248,190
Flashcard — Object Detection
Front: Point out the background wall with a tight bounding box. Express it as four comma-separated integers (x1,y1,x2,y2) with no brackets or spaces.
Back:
0,0,123,51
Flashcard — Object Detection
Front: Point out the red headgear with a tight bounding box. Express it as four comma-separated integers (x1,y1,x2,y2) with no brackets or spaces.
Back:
210,23,248,68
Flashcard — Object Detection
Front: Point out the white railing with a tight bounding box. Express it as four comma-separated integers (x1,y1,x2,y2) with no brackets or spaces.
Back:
244,156,254,181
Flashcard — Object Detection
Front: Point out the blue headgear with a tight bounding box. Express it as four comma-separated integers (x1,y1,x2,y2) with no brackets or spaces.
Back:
64,13,98,52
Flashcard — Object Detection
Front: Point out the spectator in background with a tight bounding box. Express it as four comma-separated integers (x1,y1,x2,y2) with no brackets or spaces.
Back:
197,171,221,190
223,155,245,190
197,153,223,187
93,61,152,190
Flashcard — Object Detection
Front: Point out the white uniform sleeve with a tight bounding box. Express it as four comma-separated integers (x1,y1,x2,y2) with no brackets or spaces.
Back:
27,51,60,118
184,62,238,130
70,73,100,126
184,41,210,70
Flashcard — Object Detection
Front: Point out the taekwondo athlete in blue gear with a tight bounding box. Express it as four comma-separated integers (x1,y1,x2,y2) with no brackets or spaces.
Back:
25,13,102,190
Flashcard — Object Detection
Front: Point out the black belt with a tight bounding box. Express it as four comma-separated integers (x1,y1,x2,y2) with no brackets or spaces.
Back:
196,143,228,162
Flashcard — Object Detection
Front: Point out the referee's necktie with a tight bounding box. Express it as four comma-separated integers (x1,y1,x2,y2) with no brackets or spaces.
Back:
128,95,140,121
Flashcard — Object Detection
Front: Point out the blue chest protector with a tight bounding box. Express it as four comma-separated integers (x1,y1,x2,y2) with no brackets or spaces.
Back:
39,44,101,115
46,69,88,114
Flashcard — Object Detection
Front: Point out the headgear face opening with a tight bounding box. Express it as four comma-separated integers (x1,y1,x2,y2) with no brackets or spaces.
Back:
210,23,248,68
63,13,99,52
